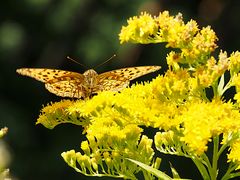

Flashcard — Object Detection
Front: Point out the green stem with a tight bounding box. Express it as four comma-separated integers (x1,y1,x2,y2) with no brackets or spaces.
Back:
202,153,212,169
221,82,232,96
228,171,240,179
142,170,153,180
192,154,210,180
210,136,219,180
213,82,219,98
201,88,210,102
217,139,230,159
221,163,239,180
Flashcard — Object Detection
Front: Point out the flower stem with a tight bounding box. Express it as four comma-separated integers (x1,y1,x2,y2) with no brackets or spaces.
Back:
221,163,239,180
210,136,219,180
192,155,210,180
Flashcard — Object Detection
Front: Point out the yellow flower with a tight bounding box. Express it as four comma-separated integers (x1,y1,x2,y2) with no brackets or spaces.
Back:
166,51,181,70
232,73,240,89
39,99,72,114
80,141,90,156
194,52,229,88
229,73,240,104
61,150,77,168
192,26,218,54
158,13,199,49
180,100,240,155
119,12,158,44
229,51,240,74
68,91,116,116
37,99,87,129
228,139,240,169
35,10,240,179
37,100,72,129
234,92,240,104
155,131,175,147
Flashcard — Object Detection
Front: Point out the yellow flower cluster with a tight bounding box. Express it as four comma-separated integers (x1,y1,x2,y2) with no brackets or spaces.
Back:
120,11,218,68
37,10,240,178
232,74,240,104
37,100,89,129
119,12,159,44
229,51,240,74
180,100,240,155
38,55,240,175
194,51,229,88
38,71,240,157
61,132,154,178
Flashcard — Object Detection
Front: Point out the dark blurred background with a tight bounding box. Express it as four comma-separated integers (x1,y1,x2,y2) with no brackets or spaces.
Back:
0,0,240,179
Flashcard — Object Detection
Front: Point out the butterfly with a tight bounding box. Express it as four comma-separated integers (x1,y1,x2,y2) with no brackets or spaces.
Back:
16,66,161,98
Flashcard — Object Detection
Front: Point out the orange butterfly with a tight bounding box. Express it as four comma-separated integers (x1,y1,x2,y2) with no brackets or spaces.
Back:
16,66,160,98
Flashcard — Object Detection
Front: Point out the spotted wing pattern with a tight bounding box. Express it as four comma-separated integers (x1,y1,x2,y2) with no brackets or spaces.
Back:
16,68,85,98
16,68,84,83
45,79,85,98
16,66,161,98
96,66,161,92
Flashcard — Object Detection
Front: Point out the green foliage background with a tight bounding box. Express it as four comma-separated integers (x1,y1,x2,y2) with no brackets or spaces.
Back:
0,0,240,179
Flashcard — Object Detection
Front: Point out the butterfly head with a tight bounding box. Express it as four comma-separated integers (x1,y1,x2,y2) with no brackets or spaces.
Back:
83,69,98,77
83,69,98,85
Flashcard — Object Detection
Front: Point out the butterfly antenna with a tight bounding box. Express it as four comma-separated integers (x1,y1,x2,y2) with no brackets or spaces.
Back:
94,54,117,69
67,56,89,69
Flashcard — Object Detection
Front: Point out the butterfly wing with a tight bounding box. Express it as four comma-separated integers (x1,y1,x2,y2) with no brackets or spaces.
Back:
45,79,86,98
16,68,86,98
16,68,84,83
96,73,129,92
96,66,161,92
17,66,160,98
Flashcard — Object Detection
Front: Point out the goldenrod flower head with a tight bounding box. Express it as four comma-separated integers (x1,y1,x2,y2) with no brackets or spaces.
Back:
78,154,91,169
35,10,240,179
151,69,195,103
180,100,240,155
194,52,229,88
60,119,154,178
229,51,240,74
180,26,218,64
39,99,72,114
119,12,158,44
232,73,240,89
234,92,240,104
61,150,77,168
192,26,218,54
67,91,117,117
37,100,72,129
120,10,218,70
229,73,240,105
155,131,175,147
90,157,98,171
166,51,181,70
227,139,240,169
138,135,153,154
37,99,90,129
158,12,199,49
80,141,90,156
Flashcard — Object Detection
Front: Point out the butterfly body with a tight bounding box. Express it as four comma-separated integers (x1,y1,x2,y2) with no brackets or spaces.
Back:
16,66,161,98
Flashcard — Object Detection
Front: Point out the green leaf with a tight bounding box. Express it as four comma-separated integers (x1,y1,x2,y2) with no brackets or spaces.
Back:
218,74,225,96
170,162,180,178
127,158,187,180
